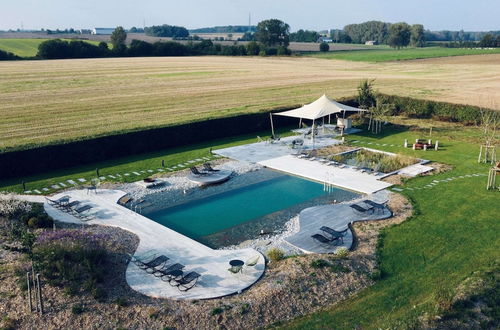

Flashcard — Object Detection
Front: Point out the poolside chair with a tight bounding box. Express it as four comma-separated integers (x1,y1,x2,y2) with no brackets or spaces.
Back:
190,166,208,176
350,204,373,215
45,195,70,208
245,255,260,267
72,204,93,216
155,263,185,280
203,163,220,172
137,255,169,271
126,251,157,265
145,256,171,274
320,226,348,244
362,200,386,213
64,200,81,211
173,271,201,292
311,233,339,245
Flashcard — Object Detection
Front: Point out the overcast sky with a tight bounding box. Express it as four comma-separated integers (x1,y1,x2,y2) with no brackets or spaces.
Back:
2,0,499,32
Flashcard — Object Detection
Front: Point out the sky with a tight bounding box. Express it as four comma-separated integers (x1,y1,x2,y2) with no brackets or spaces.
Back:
2,0,500,32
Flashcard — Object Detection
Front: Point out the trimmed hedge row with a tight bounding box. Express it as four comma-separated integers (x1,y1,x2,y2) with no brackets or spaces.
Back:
0,110,297,180
378,94,488,124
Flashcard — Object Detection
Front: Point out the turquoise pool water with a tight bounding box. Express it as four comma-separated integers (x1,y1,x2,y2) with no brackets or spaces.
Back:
142,171,358,247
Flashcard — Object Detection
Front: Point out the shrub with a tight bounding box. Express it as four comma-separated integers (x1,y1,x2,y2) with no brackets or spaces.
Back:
335,247,349,258
310,259,330,269
71,304,84,315
267,247,285,262
211,307,223,316
319,42,330,52
32,230,109,294
114,297,129,307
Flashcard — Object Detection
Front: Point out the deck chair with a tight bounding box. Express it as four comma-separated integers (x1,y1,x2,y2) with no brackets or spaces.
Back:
137,255,169,271
190,166,208,176
311,233,339,245
45,195,70,208
173,271,201,291
64,200,81,211
320,226,348,244
363,200,386,213
126,251,157,265
145,256,171,274
203,163,220,172
155,263,185,280
350,204,373,214
72,204,92,216
245,255,260,267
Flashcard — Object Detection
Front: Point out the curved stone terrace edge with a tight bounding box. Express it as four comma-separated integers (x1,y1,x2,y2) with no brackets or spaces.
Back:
44,189,265,300
285,191,392,254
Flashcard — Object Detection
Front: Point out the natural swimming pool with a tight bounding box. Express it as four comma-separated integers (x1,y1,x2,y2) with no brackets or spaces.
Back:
137,169,359,248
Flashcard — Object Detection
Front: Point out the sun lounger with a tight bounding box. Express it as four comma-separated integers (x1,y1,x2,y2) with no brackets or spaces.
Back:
127,251,157,265
137,255,169,271
64,200,81,210
362,200,386,213
203,163,220,172
45,195,70,208
172,271,201,291
155,263,185,279
311,233,339,245
245,255,260,267
73,204,93,215
320,226,348,244
145,256,171,274
350,204,373,214
190,166,208,176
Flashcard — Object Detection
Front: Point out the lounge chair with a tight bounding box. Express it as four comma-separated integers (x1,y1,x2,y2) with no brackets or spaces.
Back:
155,263,185,280
320,226,348,244
45,195,70,208
64,200,81,211
362,200,386,213
126,251,157,265
172,271,201,291
350,204,373,214
203,163,219,172
137,255,169,271
72,204,93,215
245,255,260,267
311,233,339,245
190,166,208,176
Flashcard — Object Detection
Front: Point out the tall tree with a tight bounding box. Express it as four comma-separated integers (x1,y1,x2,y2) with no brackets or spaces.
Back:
254,19,290,47
388,23,411,49
110,26,127,54
410,24,426,47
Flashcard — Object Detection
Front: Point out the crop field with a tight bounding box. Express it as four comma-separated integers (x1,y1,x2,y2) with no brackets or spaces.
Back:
0,54,499,151
0,38,106,57
310,46,500,62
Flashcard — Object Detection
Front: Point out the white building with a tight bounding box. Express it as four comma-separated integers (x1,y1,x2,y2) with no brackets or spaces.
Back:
91,28,115,35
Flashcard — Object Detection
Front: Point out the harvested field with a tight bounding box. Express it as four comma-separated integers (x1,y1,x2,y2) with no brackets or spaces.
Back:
1,54,499,151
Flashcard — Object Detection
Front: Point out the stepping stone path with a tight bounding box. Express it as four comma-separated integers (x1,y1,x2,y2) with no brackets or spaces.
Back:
108,175,116,179
147,170,154,173
124,173,130,176
133,172,141,175
78,178,86,182
99,176,106,180
24,191,32,194
33,190,42,194
51,184,60,189
67,180,76,185
59,183,67,187
42,188,49,192
392,172,487,192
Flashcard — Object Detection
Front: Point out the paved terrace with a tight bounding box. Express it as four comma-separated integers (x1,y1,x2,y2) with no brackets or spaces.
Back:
44,190,265,300
215,136,393,194
284,193,392,254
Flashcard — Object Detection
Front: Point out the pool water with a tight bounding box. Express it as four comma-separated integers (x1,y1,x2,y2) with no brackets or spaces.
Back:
141,171,358,248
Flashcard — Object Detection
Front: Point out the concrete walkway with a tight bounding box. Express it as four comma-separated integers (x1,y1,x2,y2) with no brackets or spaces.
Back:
260,155,392,194
44,190,265,300
285,193,392,254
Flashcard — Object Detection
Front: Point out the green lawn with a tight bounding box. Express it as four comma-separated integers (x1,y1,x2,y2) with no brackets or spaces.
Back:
283,124,500,329
309,46,500,62
0,38,107,57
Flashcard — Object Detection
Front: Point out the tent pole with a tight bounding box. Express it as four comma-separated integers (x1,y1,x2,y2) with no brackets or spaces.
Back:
328,114,331,124
299,118,302,128
270,113,276,137
312,119,315,148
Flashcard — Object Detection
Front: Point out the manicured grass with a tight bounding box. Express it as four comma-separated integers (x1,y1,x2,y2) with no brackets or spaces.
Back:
309,46,500,62
283,123,500,329
1,55,499,152
0,38,107,57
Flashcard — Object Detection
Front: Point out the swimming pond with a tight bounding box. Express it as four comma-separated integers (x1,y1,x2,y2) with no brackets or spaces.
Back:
139,170,359,248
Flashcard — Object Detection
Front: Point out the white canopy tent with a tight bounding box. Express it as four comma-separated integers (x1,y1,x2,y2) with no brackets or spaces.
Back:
269,94,368,137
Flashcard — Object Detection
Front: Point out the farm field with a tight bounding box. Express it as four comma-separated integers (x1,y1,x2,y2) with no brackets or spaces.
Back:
0,38,106,57
1,54,499,152
310,46,500,62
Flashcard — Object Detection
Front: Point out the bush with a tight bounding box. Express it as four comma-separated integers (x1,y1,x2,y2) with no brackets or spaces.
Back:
211,307,223,316
319,42,330,52
310,259,330,269
114,297,129,307
71,304,84,315
32,230,109,294
335,247,349,258
267,247,285,262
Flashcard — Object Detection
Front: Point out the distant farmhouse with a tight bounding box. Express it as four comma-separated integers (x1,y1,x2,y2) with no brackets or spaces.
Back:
317,36,333,43
91,28,115,35
365,40,378,45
